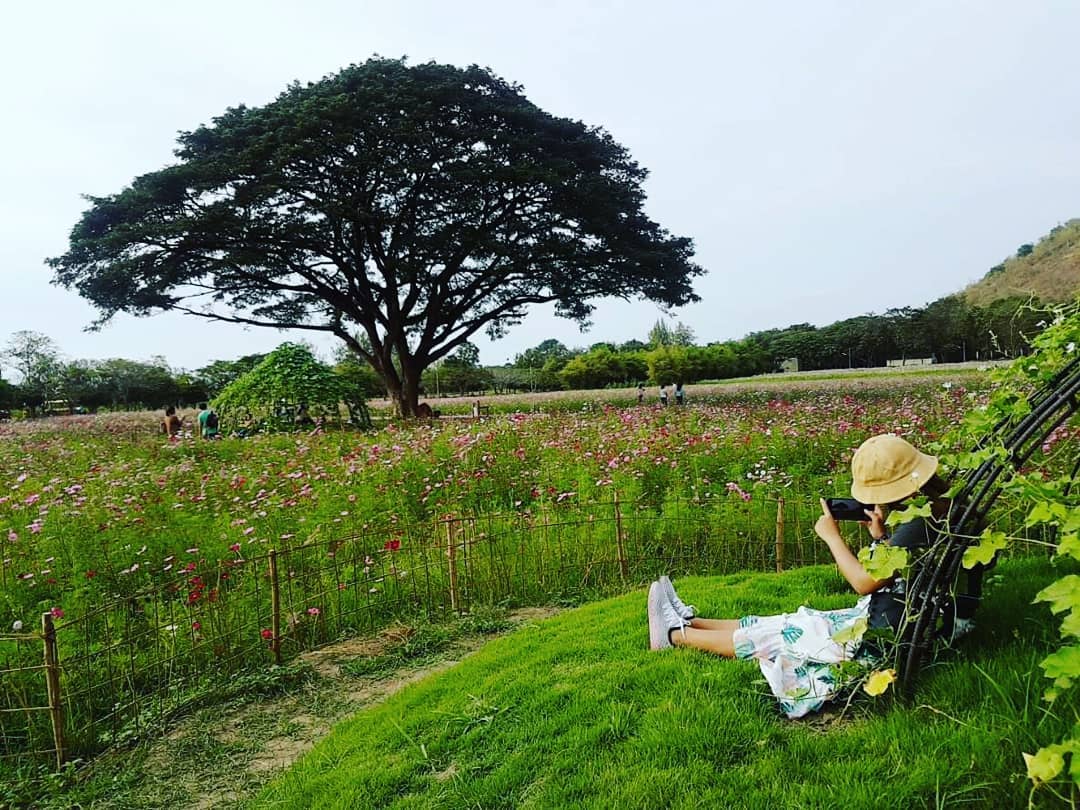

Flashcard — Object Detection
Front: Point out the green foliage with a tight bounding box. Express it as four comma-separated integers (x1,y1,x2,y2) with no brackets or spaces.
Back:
3,330,62,412
213,343,356,430
559,347,644,389
962,529,1009,569
647,318,695,348
857,544,909,580
194,353,266,397
513,339,572,371
422,343,495,396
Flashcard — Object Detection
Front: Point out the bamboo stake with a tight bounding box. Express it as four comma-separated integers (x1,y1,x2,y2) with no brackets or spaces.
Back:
41,612,65,769
269,550,282,665
446,519,459,613
775,497,785,574
613,491,628,581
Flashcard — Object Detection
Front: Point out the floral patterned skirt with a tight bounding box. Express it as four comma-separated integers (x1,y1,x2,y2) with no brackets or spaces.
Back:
733,596,872,718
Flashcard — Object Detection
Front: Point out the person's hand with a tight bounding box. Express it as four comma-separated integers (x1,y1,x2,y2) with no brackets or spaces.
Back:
860,504,887,541
815,498,843,545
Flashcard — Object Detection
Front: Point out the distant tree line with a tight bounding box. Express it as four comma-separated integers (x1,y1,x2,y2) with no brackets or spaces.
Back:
0,333,257,416
481,294,1047,392
0,294,1050,415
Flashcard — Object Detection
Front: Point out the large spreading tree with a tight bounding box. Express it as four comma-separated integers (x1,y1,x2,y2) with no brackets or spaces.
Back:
49,58,703,415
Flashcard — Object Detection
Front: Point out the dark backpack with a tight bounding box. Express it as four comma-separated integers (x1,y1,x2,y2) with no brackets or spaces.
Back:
205,410,219,430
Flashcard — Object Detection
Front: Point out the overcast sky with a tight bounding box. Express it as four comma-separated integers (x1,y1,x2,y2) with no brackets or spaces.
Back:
3,0,1078,371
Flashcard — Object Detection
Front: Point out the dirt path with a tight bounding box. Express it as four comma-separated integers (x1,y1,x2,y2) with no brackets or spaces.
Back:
120,607,560,810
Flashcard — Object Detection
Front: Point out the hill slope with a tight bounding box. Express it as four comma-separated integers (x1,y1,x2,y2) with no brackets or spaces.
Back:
964,219,1080,305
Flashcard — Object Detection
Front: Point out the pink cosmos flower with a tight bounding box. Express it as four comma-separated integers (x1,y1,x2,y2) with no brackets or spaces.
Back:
50,607,64,619
306,607,320,616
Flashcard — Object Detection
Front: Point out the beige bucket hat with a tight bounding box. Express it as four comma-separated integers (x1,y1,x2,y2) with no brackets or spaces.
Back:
850,433,939,504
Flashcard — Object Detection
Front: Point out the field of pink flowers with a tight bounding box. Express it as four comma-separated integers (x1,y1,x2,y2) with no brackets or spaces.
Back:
1,378,986,629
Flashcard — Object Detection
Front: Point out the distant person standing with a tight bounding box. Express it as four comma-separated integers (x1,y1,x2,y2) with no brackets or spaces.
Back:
659,384,669,407
637,384,645,404
197,402,220,439
675,382,685,406
161,406,183,437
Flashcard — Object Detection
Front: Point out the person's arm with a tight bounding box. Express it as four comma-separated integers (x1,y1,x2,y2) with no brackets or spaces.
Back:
815,498,890,595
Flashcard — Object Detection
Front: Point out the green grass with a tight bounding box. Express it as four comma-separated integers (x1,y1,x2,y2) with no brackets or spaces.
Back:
256,555,1077,809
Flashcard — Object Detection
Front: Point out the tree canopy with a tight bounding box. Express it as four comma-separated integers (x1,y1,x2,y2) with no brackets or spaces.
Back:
49,57,703,416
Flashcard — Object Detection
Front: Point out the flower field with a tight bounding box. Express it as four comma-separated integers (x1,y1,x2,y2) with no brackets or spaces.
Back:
0,374,1006,765
1,378,990,624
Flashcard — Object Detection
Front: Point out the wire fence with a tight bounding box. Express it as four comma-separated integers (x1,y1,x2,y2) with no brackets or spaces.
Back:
0,490,1035,771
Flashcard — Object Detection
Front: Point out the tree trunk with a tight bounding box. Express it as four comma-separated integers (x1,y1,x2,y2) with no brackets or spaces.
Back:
379,362,423,418
397,361,422,418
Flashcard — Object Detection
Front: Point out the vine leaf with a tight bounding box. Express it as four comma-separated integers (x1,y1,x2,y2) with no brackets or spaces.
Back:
1061,610,1080,640
1058,532,1080,564
961,530,1008,570
1025,501,1060,526
1023,746,1065,784
885,501,932,528
1034,576,1080,616
862,669,896,697
1040,644,1080,690
857,545,908,580
1067,508,1080,534
831,617,867,645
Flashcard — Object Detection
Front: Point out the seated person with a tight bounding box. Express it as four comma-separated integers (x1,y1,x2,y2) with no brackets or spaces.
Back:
647,433,948,717
161,406,183,437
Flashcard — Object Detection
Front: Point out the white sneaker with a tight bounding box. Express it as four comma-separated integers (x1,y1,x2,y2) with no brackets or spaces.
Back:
950,617,974,642
648,581,686,650
659,575,695,621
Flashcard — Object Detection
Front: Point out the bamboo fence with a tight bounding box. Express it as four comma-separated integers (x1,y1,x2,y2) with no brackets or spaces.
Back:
0,491,1032,771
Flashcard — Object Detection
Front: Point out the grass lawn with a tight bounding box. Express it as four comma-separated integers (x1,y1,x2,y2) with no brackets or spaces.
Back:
255,555,1077,809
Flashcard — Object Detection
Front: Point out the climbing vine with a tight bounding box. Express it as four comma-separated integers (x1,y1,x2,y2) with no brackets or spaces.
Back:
213,343,370,431
977,305,1080,798
862,302,1080,798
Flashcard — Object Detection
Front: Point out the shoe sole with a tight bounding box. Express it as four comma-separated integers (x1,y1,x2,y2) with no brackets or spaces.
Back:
647,581,671,650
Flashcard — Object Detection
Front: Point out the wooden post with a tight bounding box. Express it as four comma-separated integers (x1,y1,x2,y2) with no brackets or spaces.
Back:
446,519,459,613
613,491,629,581
268,550,282,665
41,612,65,769
774,497,785,574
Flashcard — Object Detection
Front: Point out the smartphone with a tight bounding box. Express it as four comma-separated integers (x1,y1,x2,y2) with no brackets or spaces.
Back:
825,497,874,521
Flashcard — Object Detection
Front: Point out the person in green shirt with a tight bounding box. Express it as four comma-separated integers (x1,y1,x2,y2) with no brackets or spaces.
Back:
196,402,220,439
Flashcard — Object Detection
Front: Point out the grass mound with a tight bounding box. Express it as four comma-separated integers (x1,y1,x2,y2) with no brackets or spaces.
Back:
257,557,1075,809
